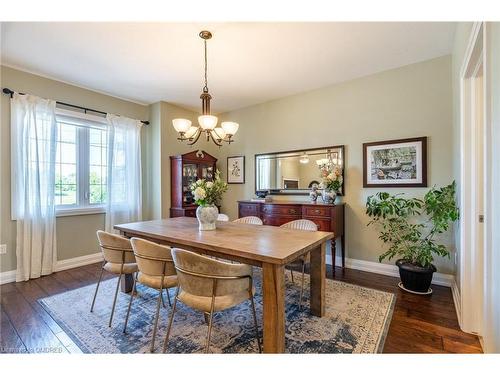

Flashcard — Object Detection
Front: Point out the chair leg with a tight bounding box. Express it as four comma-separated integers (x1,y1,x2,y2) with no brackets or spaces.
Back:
109,273,122,327
165,288,172,307
290,268,295,283
123,276,137,333
90,265,104,312
150,288,163,353
299,260,306,310
205,279,217,354
249,292,262,353
160,290,166,308
162,287,180,353
205,312,214,354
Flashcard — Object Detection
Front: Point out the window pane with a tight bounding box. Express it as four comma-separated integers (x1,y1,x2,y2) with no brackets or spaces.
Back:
55,121,78,206
60,185,77,205
60,143,76,164
60,123,76,143
88,127,108,205
89,145,102,165
89,184,104,204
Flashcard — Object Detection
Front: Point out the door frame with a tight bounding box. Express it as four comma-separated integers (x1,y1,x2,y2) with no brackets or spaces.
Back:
459,22,491,336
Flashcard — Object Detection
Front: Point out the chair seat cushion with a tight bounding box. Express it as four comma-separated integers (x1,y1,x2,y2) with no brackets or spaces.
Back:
178,287,255,312
104,262,138,274
138,272,178,289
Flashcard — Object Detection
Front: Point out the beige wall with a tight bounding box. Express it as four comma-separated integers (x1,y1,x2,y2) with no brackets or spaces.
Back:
217,55,456,274
0,66,149,272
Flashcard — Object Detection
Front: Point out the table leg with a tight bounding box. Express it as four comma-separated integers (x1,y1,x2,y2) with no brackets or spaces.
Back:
310,242,326,317
262,262,285,353
121,274,134,293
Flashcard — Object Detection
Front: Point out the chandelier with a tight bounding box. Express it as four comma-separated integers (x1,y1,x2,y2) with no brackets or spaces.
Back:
172,30,239,147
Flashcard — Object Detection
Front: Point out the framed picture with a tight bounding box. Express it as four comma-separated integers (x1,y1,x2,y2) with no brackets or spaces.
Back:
363,137,427,187
227,156,245,184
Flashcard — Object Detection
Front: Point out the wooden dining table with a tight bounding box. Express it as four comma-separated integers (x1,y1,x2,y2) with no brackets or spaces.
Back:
114,217,333,353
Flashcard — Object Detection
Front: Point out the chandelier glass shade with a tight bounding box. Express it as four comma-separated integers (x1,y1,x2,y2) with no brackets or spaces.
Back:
172,30,238,147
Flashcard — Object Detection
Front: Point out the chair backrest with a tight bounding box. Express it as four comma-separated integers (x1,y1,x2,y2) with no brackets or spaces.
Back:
217,213,230,222
280,219,318,231
171,248,252,298
96,230,135,264
130,237,176,277
232,216,263,225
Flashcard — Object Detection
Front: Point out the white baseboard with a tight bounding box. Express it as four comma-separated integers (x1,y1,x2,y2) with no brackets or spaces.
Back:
0,252,103,285
326,254,454,287
0,270,17,285
451,277,462,328
54,252,103,272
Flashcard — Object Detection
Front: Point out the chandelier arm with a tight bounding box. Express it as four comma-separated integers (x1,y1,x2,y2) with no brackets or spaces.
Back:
209,131,223,147
187,127,203,146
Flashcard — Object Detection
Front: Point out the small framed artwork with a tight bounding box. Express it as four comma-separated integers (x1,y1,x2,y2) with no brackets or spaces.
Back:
227,156,245,184
363,137,427,187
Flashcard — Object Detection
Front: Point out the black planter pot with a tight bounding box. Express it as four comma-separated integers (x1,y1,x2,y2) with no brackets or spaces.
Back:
396,259,437,294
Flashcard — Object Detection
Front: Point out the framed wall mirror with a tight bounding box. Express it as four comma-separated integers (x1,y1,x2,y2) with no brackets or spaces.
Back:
255,145,345,195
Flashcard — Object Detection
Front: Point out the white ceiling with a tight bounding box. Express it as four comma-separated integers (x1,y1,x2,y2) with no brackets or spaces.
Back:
1,22,456,113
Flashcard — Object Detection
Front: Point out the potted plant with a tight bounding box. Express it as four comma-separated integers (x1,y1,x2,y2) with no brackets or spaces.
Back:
318,163,343,204
190,170,228,231
365,181,459,294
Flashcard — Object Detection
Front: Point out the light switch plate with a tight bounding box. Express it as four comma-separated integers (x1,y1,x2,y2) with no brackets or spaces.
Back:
0,244,6,254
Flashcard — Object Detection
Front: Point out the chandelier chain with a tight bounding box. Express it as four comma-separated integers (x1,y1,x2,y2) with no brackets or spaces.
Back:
203,39,208,91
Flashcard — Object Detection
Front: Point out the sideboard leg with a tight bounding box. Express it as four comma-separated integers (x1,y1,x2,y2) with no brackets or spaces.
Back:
331,239,336,277
341,235,345,269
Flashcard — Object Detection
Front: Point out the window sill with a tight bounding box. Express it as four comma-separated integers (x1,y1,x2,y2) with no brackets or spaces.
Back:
56,206,106,217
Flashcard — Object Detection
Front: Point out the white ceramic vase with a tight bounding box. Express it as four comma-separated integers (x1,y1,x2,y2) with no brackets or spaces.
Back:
196,204,219,231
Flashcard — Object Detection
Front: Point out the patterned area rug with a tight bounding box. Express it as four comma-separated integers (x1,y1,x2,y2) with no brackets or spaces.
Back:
39,269,395,354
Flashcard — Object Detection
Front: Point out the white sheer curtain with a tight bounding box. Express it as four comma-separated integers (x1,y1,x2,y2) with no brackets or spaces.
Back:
11,93,58,282
105,114,143,233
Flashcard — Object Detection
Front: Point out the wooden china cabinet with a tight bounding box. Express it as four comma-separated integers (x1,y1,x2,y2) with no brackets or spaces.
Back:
170,150,217,218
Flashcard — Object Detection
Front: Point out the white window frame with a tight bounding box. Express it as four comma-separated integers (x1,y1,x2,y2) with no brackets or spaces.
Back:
53,109,108,217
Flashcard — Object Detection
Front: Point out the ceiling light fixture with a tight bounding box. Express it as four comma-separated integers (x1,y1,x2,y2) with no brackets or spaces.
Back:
172,30,239,147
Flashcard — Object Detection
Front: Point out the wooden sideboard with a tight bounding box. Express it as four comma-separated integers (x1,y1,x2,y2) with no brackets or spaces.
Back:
238,200,345,270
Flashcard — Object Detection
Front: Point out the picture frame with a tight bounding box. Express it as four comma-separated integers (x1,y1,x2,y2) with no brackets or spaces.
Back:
227,156,245,184
363,137,427,188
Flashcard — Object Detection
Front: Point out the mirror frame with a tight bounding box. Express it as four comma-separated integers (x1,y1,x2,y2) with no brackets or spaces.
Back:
254,145,345,196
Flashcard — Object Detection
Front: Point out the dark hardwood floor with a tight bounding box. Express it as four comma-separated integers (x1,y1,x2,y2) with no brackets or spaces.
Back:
0,262,482,354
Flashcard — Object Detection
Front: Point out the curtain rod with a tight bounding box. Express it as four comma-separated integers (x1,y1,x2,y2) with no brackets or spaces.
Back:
2,88,150,125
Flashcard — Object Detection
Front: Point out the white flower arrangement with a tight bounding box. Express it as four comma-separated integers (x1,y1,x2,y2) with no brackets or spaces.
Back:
190,170,228,206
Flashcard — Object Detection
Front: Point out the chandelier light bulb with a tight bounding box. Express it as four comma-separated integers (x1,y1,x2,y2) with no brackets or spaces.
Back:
172,118,192,133
221,121,239,136
185,126,198,139
198,115,218,130
212,127,226,141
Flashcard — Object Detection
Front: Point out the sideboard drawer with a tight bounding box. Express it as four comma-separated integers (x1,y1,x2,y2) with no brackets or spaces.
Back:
185,208,196,218
261,204,301,217
306,218,331,232
262,215,300,227
302,206,332,218
238,202,259,217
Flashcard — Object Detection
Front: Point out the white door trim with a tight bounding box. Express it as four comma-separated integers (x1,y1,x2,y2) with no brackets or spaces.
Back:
459,22,490,336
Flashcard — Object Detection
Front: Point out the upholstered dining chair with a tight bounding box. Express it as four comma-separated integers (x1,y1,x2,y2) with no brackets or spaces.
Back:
232,216,263,225
92,230,138,327
217,213,230,221
124,237,178,352
280,219,318,310
162,249,261,354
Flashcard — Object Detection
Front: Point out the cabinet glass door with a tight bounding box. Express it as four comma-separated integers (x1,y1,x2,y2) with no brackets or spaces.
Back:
182,163,198,205
200,164,214,181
